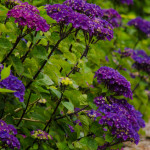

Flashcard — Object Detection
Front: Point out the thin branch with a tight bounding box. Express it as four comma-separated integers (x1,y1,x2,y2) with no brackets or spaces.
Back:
43,91,64,131
14,118,44,123
55,105,89,121
25,27,74,89
16,92,32,126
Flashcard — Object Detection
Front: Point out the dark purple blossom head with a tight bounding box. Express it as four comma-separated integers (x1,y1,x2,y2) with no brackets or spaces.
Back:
128,17,150,37
94,96,145,144
120,0,133,5
0,120,20,149
63,0,103,18
103,8,121,28
45,4,113,40
132,50,150,74
0,65,25,102
7,2,50,32
94,66,133,99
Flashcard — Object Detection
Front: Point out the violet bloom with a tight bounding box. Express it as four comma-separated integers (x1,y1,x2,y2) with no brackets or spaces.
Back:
31,129,53,140
68,125,75,132
45,4,113,41
63,0,103,18
0,65,25,102
94,96,145,145
132,50,150,74
103,8,122,28
94,66,133,99
128,17,150,37
86,109,101,120
0,120,20,149
115,48,134,58
7,2,50,32
120,0,133,5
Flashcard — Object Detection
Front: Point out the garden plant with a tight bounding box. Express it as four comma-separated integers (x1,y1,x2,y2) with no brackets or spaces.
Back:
0,0,150,149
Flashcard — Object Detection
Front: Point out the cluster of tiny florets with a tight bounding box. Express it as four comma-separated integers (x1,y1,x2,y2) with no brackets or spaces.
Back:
128,17,150,37
61,77,73,85
94,96,145,145
132,50,150,74
63,0,104,18
115,48,134,58
120,0,133,5
0,65,25,102
103,8,122,28
31,130,52,140
94,66,133,99
7,2,50,32
0,120,20,149
45,3,114,40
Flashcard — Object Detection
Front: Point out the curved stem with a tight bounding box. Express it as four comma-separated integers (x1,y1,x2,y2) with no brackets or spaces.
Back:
55,105,89,121
66,44,90,77
16,91,32,126
43,91,64,131
1,34,24,64
25,27,74,89
132,76,143,93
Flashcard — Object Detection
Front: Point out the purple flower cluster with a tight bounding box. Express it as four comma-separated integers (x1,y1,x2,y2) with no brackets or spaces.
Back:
63,0,103,18
0,120,20,149
115,48,134,58
120,0,133,5
7,2,50,32
94,96,145,144
103,8,121,28
45,3,113,40
31,130,53,140
0,65,25,102
94,67,133,99
132,50,150,74
128,17,150,37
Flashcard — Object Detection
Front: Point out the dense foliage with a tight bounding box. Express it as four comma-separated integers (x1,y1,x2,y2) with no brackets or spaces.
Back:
0,0,150,149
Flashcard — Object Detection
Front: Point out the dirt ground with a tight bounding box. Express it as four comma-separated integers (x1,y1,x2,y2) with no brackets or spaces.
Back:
124,121,150,150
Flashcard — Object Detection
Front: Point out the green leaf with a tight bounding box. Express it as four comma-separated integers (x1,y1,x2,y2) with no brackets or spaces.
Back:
1,65,11,81
35,74,54,86
57,142,70,150
62,101,74,112
49,86,61,98
105,133,114,143
0,88,15,93
0,38,12,49
10,55,24,74
80,137,98,150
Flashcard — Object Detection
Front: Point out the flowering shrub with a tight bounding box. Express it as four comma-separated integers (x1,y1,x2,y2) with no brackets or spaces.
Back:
0,0,150,149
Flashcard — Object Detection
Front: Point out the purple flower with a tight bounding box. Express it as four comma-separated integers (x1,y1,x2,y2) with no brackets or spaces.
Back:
68,125,75,132
103,8,121,28
128,17,150,37
0,65,25,102
94,66,133,99
63,0,103,18
7,2,50,32
31,129,53,140
0,120,20,149
94,96,145,145
132,50,150,74
45,4,113,41
120,0,133,5
115,48,134,58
